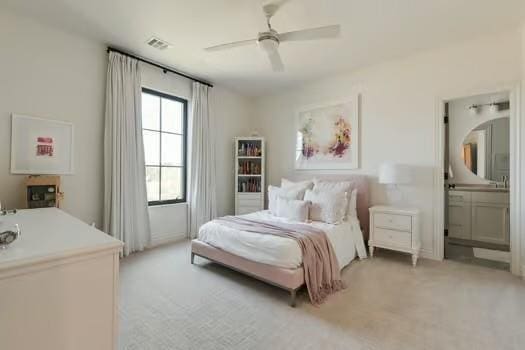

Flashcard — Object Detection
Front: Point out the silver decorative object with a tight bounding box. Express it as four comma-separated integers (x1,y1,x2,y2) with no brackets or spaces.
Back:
0,223,21,249
1,209,17,216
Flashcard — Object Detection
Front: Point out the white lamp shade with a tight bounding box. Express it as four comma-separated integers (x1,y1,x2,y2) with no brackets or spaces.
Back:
379,163,413,185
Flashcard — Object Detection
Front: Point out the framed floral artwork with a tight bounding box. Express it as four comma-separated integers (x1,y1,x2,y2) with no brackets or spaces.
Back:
295,95,359,170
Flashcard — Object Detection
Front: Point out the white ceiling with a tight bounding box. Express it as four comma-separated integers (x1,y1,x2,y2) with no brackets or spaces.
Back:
3,0,525,96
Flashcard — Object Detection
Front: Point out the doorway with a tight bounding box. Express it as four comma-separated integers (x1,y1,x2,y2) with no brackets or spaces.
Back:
443,91,512,270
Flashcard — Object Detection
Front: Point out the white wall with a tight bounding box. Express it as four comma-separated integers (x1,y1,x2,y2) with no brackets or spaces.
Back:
448,92,510,184
254,30,522,260
0,10,254,242
213,87,256,216
0,10,107,226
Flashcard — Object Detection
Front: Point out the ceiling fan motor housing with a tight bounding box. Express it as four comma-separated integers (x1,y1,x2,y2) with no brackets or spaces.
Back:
257,30,280,52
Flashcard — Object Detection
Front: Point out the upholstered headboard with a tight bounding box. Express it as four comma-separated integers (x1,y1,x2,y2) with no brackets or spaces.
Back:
288,174,370,240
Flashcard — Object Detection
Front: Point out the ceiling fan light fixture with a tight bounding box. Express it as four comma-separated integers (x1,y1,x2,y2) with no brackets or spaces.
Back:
257,37,279,53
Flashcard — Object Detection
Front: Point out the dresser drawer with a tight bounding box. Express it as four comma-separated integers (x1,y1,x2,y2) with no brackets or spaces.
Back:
238,193,262,200
449,191,471,204
238,197,262,207
374,228,412,249
374,213,412,232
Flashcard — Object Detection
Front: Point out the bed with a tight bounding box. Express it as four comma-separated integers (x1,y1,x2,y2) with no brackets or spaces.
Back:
191,175,369,306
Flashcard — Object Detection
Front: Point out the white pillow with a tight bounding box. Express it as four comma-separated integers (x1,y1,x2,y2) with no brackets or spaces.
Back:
268,185,305,214
281,178,314,191
347,188,358,218
313,178,353,194
313,179,354,218
275,197,309,222
304,189,348,224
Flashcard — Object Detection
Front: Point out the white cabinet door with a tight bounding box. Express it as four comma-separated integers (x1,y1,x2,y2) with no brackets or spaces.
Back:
471,203,509,245
448,192,472,240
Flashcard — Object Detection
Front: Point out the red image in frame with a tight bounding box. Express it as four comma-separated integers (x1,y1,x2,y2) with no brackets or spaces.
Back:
36,137,54,157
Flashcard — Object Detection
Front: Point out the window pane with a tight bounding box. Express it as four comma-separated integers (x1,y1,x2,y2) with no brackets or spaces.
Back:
161,133,182,166
142,93,160,130
145,167,160,202
143,130,160,166
162,98,183,134
161,167,182,201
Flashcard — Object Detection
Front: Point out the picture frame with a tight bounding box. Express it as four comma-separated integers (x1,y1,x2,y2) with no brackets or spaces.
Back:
11,114,74,175
295,95,359,170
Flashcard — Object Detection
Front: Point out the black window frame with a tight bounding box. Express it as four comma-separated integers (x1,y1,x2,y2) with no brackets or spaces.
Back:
142,87,188,206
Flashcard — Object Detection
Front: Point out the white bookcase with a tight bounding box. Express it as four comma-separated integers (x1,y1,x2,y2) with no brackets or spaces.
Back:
235,137,265,215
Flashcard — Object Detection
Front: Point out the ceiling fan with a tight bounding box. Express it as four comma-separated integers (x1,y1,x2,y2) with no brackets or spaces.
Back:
204,1,341,72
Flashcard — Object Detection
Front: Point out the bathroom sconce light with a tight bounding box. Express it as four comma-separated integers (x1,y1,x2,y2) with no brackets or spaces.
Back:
468,104,479,115
467,101,509,115
488,102,499,114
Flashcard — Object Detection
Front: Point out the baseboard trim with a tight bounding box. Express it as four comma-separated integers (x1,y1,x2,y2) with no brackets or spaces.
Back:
420,248,438,261
150,232,187,247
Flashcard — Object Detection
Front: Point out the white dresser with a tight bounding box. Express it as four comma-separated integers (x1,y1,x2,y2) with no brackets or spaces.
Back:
0,208,123,350
369,206,421,266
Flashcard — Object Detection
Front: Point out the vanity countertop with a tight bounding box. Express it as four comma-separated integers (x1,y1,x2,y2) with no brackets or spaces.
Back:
450,186,509,193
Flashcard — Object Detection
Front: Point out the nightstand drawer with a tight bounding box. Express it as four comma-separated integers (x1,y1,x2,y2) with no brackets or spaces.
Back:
374,228,411,249
374,213,412,232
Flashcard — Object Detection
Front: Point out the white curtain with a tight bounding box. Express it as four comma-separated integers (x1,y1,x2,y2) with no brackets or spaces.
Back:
189,82,217,238
103,52,151,256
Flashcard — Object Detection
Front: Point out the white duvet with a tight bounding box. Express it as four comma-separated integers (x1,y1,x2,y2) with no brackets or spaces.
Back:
198,210,367,269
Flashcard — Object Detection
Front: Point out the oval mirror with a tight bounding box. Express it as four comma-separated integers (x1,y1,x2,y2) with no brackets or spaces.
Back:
461,117,509,181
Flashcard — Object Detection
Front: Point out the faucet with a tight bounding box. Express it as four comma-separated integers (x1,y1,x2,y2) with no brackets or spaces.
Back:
501,175,509,189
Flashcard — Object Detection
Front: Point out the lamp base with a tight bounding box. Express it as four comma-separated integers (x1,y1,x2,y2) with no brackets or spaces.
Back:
385,185,406,205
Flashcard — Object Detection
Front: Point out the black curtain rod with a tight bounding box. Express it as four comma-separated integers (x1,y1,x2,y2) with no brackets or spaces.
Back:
107,47,213,88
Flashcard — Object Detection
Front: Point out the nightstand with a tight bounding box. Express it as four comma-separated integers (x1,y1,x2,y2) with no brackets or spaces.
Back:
369,206,421,266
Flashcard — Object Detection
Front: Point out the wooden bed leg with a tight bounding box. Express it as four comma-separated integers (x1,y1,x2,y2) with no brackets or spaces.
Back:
289,289,297,307
191,252,195,265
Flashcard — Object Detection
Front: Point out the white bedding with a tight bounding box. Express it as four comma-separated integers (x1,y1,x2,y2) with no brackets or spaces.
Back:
198,210,367,269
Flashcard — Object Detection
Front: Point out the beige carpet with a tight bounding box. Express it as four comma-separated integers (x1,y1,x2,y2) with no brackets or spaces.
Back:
119,241,525,350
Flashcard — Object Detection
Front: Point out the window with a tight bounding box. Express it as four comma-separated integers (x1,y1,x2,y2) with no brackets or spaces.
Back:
142,88,187,205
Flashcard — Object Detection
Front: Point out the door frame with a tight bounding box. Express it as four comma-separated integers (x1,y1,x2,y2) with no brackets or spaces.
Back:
433,83,522,276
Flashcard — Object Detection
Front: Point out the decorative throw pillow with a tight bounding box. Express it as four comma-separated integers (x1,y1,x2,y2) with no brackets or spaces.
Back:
304,189,348,224
312,178,354,194
313,179,354,218
281,178,314,192
347,188,358,218
268,185,306,214
275,197,309,222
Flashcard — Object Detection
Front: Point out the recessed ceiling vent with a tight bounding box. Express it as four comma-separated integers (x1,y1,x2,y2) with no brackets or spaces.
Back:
146,36,172,50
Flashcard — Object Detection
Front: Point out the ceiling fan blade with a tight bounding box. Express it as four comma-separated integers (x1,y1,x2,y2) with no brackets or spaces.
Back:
204,39,256,52
266,49,284,72
279,25,341,42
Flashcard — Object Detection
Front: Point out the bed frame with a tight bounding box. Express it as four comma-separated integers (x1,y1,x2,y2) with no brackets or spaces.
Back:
191,175,369,306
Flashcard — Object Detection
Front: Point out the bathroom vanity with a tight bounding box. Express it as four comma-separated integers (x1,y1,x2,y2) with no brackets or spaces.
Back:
448,186,509,245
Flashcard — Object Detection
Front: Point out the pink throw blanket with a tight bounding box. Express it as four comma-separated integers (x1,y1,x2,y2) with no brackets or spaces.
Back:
214,216,345,305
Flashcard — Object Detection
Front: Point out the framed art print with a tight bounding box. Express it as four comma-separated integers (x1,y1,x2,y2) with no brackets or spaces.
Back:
295,95,359,170
11,114,74,175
